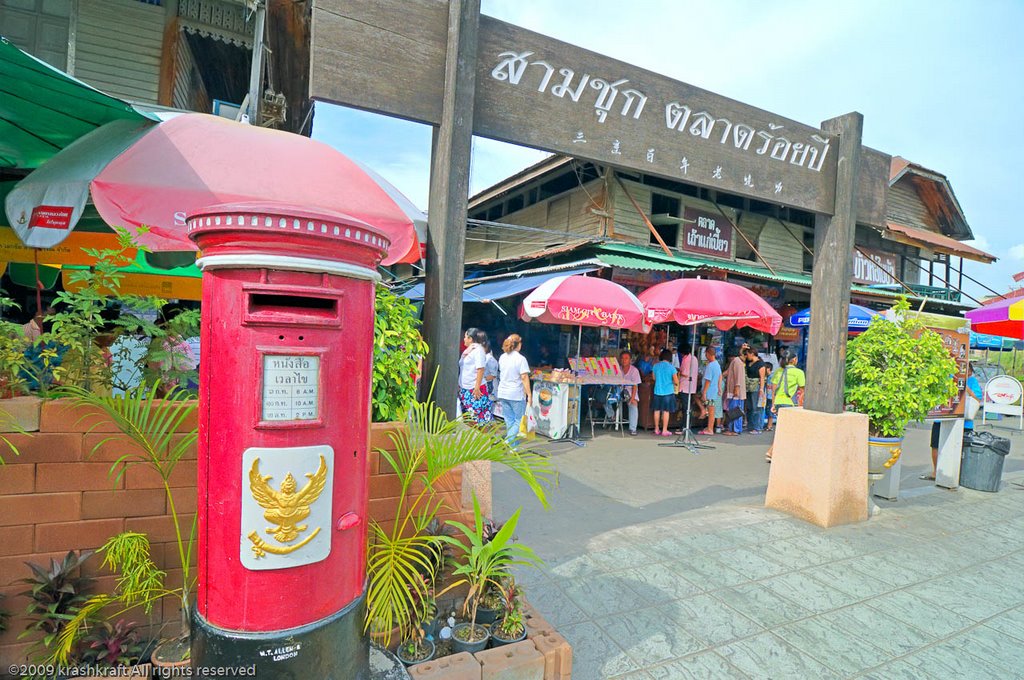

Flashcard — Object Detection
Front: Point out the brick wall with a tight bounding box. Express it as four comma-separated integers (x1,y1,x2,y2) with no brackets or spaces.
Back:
0,405,468,668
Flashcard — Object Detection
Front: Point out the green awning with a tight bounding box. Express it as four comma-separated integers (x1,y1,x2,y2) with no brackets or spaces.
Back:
596,252,695,272
0,36,153,169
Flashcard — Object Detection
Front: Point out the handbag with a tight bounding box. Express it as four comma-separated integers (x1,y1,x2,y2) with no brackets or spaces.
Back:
745,377,761,393
722,406,745,425
964,394,981,420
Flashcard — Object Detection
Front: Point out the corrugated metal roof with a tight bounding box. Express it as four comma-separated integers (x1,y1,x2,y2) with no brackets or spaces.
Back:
596,253,694,272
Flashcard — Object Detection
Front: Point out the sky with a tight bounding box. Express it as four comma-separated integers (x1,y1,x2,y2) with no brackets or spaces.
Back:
311,0,1024,299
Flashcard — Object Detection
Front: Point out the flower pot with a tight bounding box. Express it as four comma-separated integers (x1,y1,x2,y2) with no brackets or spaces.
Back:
868,435,903,481
489,622,526,647
152,637,190,676
369,624,402,652
451,622,490,655
475,603,502,625
397,639,435,666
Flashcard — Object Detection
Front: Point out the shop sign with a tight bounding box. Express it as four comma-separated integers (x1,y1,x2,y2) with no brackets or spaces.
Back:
987,376,1022,405
901,311,971,419
681,208,732,258
852,248,897,285
774,326,801,342
611,268,675,291
730,279,785,308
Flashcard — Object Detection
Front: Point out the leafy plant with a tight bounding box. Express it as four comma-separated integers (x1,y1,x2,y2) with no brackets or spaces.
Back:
440,496,542,638
365,386,553,646
80,619,144,667
52,382,198,664
495,579,525,640
0,294,30,397
372,286,428,422
18,551,95,661
845,298,958,437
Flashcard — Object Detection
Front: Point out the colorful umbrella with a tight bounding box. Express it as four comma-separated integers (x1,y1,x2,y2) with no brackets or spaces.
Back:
965,296,1024,340
789,304,880,330
6,113,422,264
638,278,782,334
520,274,647,331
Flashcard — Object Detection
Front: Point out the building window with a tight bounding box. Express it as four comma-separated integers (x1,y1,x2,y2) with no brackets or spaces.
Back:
506,194,524,214
649,193,680,248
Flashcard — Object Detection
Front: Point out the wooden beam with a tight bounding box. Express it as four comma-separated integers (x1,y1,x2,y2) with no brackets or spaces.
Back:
804,113,863,414
713,205,777,276
419,0,480,415
614,174,673,257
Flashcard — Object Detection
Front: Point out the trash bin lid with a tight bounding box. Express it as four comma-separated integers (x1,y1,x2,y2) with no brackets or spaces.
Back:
969,431,1011,456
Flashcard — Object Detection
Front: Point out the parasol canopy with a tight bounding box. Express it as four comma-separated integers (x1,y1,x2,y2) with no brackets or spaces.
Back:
520,274,647,331
789,304,880,330
6,113,422,264
965,296,1024,340
638,278,782,334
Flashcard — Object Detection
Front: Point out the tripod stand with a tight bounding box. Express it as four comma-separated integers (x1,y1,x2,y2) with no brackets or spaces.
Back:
659,326,714,454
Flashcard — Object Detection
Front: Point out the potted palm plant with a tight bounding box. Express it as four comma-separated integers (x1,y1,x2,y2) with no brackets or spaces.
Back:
440,496,541,655
845,298,957,493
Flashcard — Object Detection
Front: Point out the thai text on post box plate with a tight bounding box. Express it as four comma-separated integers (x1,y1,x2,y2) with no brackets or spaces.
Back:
262,355,320,421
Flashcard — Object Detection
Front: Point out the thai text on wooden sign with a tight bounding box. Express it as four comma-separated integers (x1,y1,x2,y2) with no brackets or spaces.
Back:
681,207,732,258
852,247,898,285
310,0,889,225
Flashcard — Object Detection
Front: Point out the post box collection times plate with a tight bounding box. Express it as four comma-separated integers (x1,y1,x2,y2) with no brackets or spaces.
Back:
261,354,320,422
241,445,334,570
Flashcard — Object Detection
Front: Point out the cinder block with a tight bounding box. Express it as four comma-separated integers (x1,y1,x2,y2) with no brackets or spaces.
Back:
532,631,572,680
476,640,543,680
0,396,41,432
522,600,554,639
408,651,481,680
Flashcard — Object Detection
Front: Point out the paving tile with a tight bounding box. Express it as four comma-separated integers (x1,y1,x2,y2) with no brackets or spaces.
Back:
773,616,890,676
756,518,816,541
659,593,763,646
672,555,750,590
717,632,839,680
619,562,703,604
714,523,772,547
747,540,820,571
847,553,926,587
802,561,897,599
714,546,789,580
649,537,702,560
983,605,1024,641
610,672,654,680
712,583,812,629
864,590,974,637
546,552,605,580
905,574,1014,621
597,605,706,665
679,531,744,554
560,620,639,679
944,625,1024,675
522,580,588,628
784,533,860,561
645,651,751,679
858,658,942,680
816,604,933,657
902,640,1011,680
592,545,662,572
757,572,858,614
562,573,646,618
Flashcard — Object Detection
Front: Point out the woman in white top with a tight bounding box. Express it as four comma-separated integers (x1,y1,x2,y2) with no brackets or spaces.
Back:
496,333,532,444
458,328,493,425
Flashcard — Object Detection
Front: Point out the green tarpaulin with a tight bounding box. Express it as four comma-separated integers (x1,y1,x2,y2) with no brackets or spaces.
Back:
0,36,153,169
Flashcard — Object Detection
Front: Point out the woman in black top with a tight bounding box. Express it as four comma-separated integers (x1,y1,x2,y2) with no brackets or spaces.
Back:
744,349,768,433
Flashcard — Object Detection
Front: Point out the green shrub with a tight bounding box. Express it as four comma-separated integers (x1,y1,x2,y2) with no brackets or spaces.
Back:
372,286,428,422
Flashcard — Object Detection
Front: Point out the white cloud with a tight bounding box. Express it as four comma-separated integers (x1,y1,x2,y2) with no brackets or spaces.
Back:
1008,244,1024,261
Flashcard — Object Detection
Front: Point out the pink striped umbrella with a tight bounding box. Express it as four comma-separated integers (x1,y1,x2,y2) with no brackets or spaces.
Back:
638,278,782,334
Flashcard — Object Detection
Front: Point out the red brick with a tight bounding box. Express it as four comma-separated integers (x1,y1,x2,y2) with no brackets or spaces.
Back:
476,639,543,680
370,421,404,456
35,518,124,552
368,449,381,476
0,396,42,433
39,399,120,433
0,492,81,527
0,641,36,668
408,651,481,679
522,600,554,639
0,432,82,463
125,460,197,489
531,631,572,680
36,461,123,492
82,489,168,519
0,464,34,494
167,485,198,516
169,432,198,460
0,525,34,557
125,514,195,544
0,551,76,585
368,497,401,524
81,431,156,462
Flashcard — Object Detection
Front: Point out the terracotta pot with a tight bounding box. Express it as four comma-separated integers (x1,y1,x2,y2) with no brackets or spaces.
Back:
152,638,190,676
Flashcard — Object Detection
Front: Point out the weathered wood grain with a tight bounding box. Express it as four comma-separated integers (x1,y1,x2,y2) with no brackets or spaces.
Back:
310,0,888,225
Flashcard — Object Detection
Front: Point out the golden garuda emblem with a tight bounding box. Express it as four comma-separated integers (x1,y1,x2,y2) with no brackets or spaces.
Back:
247,455,328,558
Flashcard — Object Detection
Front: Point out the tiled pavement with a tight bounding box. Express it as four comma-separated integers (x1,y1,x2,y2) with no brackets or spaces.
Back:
511,473,1024,679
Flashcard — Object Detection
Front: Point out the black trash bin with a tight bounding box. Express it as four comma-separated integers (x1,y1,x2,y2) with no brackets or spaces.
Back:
960,430,1011,492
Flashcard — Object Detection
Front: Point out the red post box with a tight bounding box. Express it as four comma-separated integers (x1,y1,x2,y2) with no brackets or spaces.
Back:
188,202,389,678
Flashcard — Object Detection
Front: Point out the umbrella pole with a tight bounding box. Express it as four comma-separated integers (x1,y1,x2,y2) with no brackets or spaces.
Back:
33,248,42,321
569,325,585,445
661,324,714,453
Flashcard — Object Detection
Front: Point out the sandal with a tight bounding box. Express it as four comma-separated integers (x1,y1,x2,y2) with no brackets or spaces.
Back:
697,430,713,436
654,430,662,436
919,473,936,481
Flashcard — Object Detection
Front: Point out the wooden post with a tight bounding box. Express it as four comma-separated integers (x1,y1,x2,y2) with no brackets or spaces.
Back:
804,113,864,414
420,0,480,415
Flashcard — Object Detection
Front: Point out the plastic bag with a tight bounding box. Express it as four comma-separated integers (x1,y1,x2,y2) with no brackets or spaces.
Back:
519,412,537,440
964,394,981,420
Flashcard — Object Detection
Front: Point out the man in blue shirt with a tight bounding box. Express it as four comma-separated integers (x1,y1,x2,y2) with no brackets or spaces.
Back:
923,371,983,480
651,349,679,436
699,346,723,435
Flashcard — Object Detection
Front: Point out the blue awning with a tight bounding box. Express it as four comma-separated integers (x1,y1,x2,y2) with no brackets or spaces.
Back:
401,265,600,302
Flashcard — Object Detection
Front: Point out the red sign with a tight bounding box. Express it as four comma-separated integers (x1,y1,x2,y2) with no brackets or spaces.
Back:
28,205,73,230
852,248,897,285
1013,271,1024,283
681,208,733,258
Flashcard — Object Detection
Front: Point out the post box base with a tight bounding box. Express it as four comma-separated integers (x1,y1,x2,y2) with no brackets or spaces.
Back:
191,589,370,679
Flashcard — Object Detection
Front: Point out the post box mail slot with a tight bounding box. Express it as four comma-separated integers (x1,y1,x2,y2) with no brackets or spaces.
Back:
244,286,343,327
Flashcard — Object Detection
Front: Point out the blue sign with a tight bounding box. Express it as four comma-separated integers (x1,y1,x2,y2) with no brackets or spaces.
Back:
789,304,879,330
